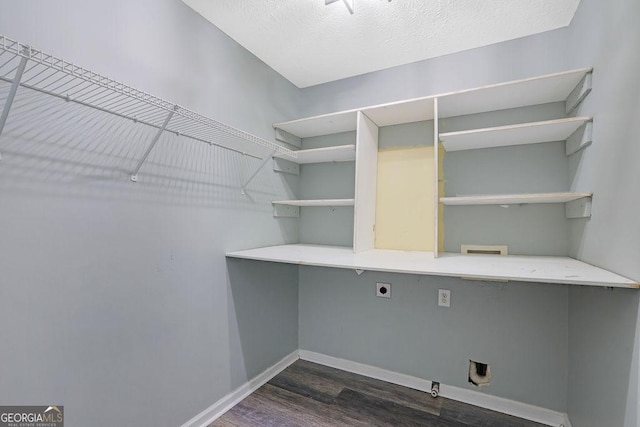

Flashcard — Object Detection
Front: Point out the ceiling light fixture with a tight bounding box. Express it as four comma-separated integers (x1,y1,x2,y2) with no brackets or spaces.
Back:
325,0,354,14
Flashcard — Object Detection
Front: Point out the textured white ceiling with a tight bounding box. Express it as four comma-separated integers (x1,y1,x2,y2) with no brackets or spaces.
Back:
182,0,581,88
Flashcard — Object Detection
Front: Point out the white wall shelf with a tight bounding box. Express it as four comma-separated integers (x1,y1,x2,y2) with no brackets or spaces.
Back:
362,97,436,127
273,199,355,207
273,145,356,164
226,244,639,288
440,192,592,206
265,67,609,283
437,68,592,118
273,68,592,137
274,110,358,138
440,117,592,152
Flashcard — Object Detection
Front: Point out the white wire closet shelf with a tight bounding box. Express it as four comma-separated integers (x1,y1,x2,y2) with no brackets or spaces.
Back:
0,34,296,180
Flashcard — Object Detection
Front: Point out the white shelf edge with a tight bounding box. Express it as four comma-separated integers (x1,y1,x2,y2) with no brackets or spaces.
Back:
273,109,359,129
273,110,359,138
440,192,592,206
353,111,379,253
273,145,356,164
440,117,592,152
272,199,355,207
225,244,639,288
274,67,593,137
437,67,593,104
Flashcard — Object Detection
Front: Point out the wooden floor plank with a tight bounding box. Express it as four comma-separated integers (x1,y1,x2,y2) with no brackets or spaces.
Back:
213,360,550,427
259,383,372,426
271,362,345,396
290,360,442,415
213,384,369,427
334,388,467,427
439,399,547,427
211,396,302,427
268,369,339,404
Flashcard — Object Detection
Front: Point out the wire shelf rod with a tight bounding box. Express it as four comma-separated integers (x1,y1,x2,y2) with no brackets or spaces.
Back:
0,76,156,128
20,60,46,77
131,107,169,123
0,34,296,162
26,69,65,89
96,94,138,113
0,75,261,160
0,51,28,159
102,96,140,112
80,87,122,105
9,86,262,162
51,77,91,95
169,121,202,134
46,74,78,93
66,81,101,99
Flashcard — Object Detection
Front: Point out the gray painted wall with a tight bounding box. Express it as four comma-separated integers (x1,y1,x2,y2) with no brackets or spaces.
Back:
299,266,569,411
564,0,640,279
1,0,638,425
0,1,300,426
300,31,570,117
373,103,572,256
561,0,640,425
443,139,570,256
297,0,640,423
568,287,639,427
299,132,355,247
298,13,577,416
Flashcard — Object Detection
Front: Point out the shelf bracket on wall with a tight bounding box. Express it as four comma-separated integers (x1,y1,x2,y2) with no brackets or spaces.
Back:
0,47,29,160
275,128,302,148
566,197,592,219
565,121,593,156
130,105,177,182
565,72,592,114
273,157,300,175
273,204,299,218
241,148,277,195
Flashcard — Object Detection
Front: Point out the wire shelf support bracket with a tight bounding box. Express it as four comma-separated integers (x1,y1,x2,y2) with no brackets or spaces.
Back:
130,105,177,182
0,46,29,160
241,148,277,195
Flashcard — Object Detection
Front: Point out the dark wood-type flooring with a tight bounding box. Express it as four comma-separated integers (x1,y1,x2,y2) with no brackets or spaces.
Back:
211,360,547,427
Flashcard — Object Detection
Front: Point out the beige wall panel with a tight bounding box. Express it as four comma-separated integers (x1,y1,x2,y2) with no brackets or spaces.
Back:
375,145,435,251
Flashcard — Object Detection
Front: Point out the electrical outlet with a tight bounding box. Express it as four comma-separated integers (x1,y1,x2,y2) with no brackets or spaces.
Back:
376,282,391,298
438,289,451,307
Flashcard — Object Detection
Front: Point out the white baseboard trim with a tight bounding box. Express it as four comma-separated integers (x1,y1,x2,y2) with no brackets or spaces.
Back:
299,350,568,427
180,350,299,427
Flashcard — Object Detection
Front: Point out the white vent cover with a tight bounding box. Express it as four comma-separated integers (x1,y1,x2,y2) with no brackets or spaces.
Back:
461,245,508,256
